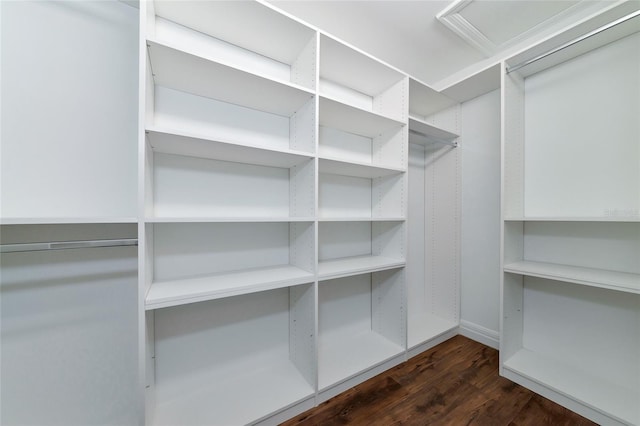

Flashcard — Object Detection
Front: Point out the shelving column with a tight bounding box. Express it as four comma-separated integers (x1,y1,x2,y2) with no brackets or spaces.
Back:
139,1,319,424
407,79,461,357
315,34,409,402
500,22,640,426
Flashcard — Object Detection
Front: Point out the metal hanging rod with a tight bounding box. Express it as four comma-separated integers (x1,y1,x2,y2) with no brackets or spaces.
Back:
0,238,138,253
409,129,458,147
507,9,640,74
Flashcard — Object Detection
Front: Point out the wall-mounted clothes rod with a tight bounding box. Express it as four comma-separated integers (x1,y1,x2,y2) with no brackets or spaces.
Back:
0,238,138,253
409,129,458,147
507,9,640,74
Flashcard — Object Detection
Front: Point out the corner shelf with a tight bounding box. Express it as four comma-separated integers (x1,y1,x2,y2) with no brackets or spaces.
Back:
504,260,640,294
408,115,459,146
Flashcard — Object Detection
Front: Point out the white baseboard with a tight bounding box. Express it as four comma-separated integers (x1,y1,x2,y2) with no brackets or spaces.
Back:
458,320,499,349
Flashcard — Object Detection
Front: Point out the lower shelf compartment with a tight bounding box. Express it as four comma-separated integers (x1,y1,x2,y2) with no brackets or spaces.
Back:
145,264,314,309
153,359,314,426
318,329,404,390
408,312,458,349
150,285,315,426
504,349,639,425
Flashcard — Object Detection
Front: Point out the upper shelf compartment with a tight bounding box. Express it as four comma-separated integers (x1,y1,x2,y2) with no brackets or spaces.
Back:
149,0,317,91
319,35,407,122
409,78,457,118
408,79,459,147
147,40,314,118
506,2,640,78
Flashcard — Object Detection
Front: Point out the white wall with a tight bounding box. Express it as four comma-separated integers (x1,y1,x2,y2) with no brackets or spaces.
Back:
0,1,139,220
459,89,501,348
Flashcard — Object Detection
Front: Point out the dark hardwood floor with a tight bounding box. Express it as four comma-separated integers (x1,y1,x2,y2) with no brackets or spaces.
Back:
281,335,596,426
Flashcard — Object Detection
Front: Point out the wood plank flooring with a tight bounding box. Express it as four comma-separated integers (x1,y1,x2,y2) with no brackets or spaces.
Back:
281,336,596,426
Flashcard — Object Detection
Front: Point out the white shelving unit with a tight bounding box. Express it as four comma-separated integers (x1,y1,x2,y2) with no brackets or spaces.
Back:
150,286,315,426
407,79,461,356
318,271,406,400
500,17,640,425
140,1,415,423
141,2,320,424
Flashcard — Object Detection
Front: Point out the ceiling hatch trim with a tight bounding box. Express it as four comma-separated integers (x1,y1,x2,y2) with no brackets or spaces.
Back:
436,0,605,56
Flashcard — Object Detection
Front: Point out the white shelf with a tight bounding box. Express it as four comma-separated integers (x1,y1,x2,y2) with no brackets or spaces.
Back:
146,126,313,168
0,217,138,225
409,115,459,142
147,39,314,117
505,216,640,222
408,313,458,350
146,217,314,223
319,35,404,99
504,348,639,426
409,78,457,118
318,217,405,222
319,157,404,179
319,96,405,138
318,329,404,390
153,0,316,66
153,358,314,426
318,255,405,281
504,260,640,294
439,63,502,103
145,265,314,310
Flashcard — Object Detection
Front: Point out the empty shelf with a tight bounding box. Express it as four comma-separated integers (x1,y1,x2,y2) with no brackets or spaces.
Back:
145,265,314,310
147,39,314,117
153,358,314,426
319,157,404,179
319,96,405,138
319,255,405,280
319,330,404,390
408,313,458,350
408,116,458,141
146,126,313,168
504,260,640,294
504,348,639,425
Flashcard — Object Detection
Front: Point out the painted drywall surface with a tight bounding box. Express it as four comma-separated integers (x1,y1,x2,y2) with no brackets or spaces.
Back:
268,0,485,86
460,89,501,344
1,1,139,219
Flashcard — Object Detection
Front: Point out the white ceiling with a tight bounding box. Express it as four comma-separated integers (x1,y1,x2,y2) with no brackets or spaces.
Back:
267,0,618,87
269,0,486,85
